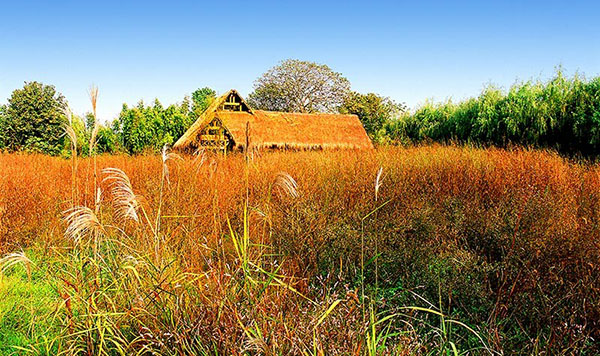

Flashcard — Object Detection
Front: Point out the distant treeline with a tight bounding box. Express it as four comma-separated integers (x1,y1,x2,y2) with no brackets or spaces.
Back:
1,65,599,156
384,69,600,155
0,84,216,155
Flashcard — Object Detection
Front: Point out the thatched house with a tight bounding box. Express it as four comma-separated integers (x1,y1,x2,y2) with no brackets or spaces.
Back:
173,89,373,152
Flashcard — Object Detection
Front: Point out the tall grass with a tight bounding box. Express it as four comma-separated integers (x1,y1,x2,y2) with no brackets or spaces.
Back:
62,107,78,207
0,146,598,353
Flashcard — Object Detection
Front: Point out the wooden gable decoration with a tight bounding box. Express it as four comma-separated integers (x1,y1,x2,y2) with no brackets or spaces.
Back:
219,91,252,112
194,117,234,151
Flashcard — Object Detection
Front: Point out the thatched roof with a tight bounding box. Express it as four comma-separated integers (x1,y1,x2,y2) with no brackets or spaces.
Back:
173,89,373,151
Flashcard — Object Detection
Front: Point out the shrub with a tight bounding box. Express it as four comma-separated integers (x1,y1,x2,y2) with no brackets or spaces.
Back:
391,69,600,155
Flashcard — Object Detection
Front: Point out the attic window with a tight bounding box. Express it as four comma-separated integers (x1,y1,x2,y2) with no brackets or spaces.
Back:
222,93,245,111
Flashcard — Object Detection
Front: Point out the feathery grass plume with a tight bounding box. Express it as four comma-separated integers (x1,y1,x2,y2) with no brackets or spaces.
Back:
63,104,73,123
249,146,262,162
273,172,299,199
62,114,78,205
95,187,102,214
193,147,206,172
161,144,182,184
62,106,79,207
154,145,182,259
374,167,384,202
63,206,103,243
88,85,98,114
102,168,140,222
208,158,218,178
89,85,100,206
0,250,32,280
88,85,100,152
368,167,388,302
62,123,77,154
62,107,77,155
90,124,99,154
240,321,268,354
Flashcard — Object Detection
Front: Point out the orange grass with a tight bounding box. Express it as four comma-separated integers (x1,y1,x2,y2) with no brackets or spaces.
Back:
0,145,599,354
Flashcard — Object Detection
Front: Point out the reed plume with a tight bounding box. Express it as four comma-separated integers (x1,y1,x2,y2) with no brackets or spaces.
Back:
273,172,299,199
88,85,100,206
374,167,384,202
88,85,99,154
62,106,78,206
63,206,103,243
161,144,182,184
102,167,140,223
0,250,32,280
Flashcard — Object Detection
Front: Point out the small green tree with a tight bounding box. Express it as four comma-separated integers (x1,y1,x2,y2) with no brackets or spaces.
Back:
96,125,119,154
339,91,405,139
84,112,96,132
4,82,67,154
191,87,216,117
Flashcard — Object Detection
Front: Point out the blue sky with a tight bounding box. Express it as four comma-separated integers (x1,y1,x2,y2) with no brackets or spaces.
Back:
1,0,598,122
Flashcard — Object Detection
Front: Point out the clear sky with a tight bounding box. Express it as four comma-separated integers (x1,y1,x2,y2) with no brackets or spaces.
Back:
1,0,599,123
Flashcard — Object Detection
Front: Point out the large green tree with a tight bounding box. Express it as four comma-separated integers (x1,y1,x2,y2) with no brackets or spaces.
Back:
248,59,351,113
340,91,405,139
4,82,67,154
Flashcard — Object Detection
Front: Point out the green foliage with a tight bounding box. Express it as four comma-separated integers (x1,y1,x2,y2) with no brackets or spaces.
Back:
191,87,216,118
66,114,89,156
57,112,118,157
0,105,7,149
0,252,62,355
115,99,193,154
96,125,119,154
388,69,600,154
340,91,406,141
111,87,215,154
248,59,351,113
0,83,214,156
84,112,96,132
4,82,67,155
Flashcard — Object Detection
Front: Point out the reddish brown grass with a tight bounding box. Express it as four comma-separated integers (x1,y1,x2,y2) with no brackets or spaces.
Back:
0,145,598,354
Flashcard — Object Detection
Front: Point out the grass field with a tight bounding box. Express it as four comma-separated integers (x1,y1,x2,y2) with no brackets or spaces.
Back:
0,146,598,354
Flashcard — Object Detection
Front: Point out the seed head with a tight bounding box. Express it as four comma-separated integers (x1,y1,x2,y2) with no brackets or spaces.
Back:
63,206,103,243
374,167,385,201
274,172,299,199
103,167,140,222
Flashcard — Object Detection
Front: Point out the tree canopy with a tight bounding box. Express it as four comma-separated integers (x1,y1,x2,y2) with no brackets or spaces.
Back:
340,91,405,139
191,87,216,117
0,85,215,156
108,86,216,154
247,59,351,113
2,64,599,156
389,69,600,154
4,82,67,154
